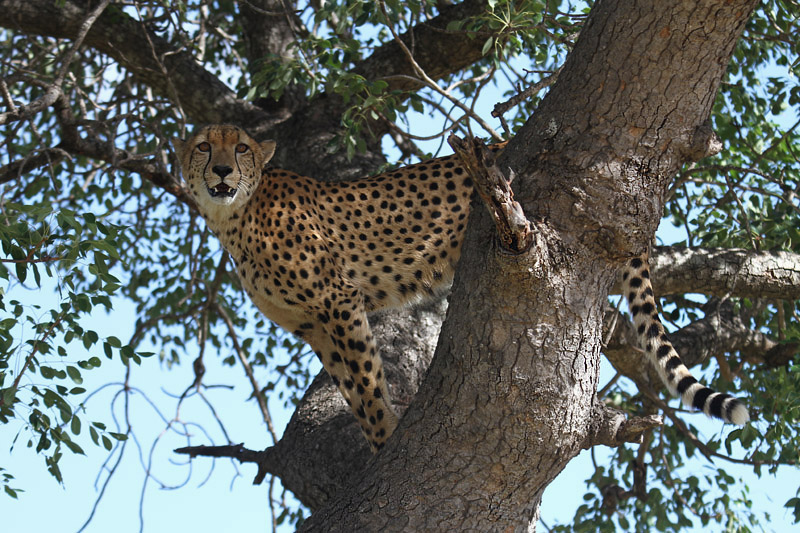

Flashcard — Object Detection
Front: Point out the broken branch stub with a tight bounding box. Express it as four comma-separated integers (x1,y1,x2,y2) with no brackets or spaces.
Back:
447,134,533,254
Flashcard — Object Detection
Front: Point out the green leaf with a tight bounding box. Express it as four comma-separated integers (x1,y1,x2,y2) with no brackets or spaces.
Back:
106,336,121,348
66,366,82,384
62,438,85,455
446,19,464,32
482,37,494,56
2,387,16,406
785,497,800,522
15,262,26,283
70,415,81,436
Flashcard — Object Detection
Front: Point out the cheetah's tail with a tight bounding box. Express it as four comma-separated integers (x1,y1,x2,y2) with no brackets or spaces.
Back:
621,254,750,425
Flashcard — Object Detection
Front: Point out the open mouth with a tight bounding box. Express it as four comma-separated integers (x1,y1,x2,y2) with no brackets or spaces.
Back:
207,182,236,198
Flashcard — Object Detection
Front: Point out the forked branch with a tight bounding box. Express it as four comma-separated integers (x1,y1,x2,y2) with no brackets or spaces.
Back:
175,443,274,485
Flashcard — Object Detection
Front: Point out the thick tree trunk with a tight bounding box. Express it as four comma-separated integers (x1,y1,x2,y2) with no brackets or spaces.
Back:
298,1,758,530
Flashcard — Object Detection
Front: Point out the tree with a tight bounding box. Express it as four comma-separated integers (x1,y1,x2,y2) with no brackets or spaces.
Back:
1,0,799,531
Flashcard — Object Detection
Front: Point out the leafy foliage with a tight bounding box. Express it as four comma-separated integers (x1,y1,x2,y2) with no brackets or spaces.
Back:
0,200,140,481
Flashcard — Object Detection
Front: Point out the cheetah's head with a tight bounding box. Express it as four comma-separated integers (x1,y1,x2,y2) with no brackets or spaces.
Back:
173,125,276,214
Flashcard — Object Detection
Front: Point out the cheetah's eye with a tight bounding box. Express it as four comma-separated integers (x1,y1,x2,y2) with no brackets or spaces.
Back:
197,142,211,152
235,143,249,153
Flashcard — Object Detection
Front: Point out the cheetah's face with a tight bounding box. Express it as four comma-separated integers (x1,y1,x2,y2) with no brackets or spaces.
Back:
173,125,276,212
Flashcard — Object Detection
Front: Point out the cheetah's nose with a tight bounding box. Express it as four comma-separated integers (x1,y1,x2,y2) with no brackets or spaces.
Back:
213,165,233,178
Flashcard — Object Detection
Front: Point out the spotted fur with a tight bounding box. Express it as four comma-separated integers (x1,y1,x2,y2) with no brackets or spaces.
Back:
173,125,748,452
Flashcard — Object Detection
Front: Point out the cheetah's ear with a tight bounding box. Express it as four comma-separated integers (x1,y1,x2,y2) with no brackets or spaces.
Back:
259,140,276,167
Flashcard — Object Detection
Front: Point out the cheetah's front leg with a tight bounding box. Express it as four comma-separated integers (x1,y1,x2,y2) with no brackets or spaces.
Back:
301,289,399,452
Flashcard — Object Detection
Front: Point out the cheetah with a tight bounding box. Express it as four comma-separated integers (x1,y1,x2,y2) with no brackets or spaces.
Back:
173,124,749,452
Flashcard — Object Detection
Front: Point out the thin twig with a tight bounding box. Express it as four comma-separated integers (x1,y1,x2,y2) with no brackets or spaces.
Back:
2,313,66,407
491,68,561,134
377,1,503,141
214,302,278,443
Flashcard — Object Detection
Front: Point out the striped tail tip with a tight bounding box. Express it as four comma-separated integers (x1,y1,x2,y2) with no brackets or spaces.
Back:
727,400,750,425
679,378,750,425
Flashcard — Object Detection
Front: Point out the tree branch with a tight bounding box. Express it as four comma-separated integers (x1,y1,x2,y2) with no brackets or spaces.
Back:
605,246,800,389
583,404,662,449
174,443,274,485
51,96,196,208
641,246,800,300
0,0,109,126
0,148,70,183
351,0,491,94
491,68,560,135
0,0,275,130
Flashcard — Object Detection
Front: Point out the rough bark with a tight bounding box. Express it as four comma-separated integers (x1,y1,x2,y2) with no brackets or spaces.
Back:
298,1,759,530
644,246,800,299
